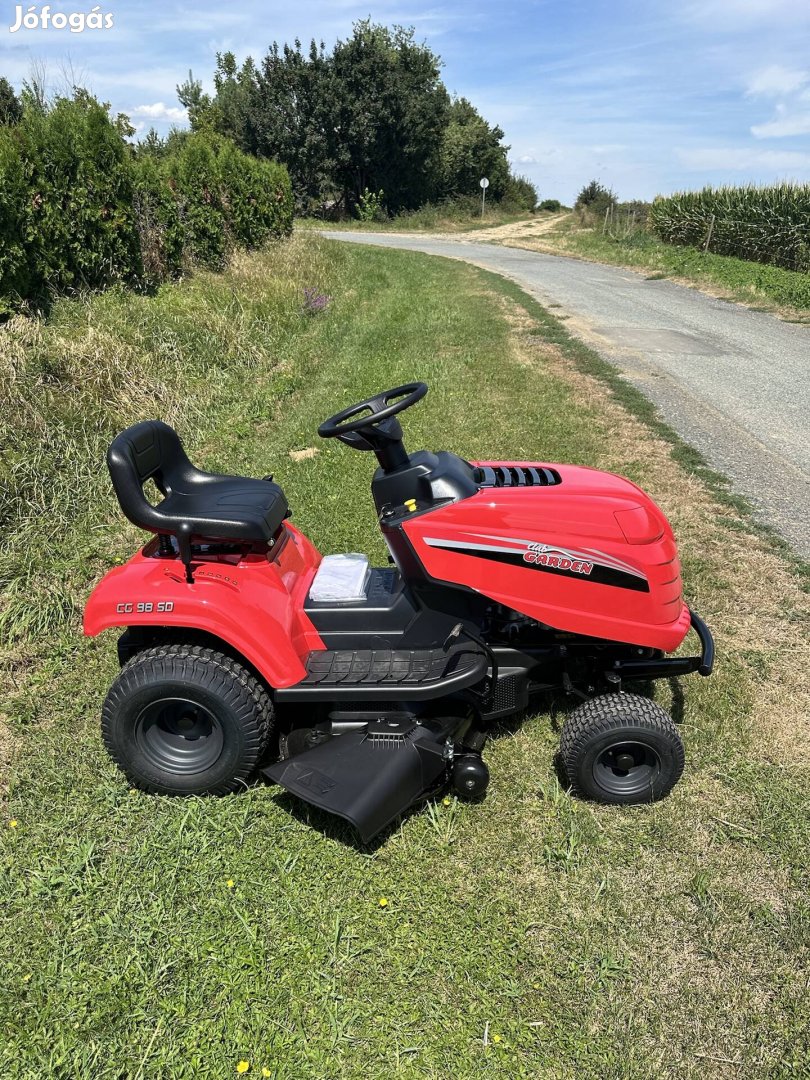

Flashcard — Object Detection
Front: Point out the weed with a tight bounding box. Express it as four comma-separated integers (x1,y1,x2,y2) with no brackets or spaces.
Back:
302,286,331,314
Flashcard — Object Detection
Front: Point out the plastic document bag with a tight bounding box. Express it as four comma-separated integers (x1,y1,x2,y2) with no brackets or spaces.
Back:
309,553,370,603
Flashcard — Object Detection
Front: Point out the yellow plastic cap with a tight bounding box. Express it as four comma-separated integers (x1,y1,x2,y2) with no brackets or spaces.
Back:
404,498,417,512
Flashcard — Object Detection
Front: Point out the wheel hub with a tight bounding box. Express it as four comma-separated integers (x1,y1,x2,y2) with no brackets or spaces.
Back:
594,740,661,796
135,697,225,774
174,712,200,735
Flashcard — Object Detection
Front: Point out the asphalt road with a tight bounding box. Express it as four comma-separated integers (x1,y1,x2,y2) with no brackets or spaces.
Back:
324,231,810,557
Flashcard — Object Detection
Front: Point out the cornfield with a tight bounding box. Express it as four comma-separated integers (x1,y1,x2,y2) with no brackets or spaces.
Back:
649,183,810,272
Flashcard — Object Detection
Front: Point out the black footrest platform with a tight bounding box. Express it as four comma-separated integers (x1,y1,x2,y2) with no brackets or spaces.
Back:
276,640,488,702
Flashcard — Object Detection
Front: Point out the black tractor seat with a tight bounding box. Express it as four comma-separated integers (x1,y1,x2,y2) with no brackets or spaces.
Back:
107,421,288,578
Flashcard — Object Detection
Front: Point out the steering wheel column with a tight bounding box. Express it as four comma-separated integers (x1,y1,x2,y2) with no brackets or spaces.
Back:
317,383,428,474
332,418,410,472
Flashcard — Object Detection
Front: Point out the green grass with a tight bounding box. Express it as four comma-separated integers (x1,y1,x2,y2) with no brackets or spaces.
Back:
1,235,808,1079
534,218,810,314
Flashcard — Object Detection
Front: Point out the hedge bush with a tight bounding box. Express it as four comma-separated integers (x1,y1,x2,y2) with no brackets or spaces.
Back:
0,92,293,312
215,137,292,249
131,153,184,284
164,133,228,270
0,130,28,309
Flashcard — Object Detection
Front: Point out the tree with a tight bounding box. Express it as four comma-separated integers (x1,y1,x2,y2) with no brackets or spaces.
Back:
138,128,166,158
575,179,616,218
503,174,538,211
192,23,449,213
439,97,509,199
251,39,337,211
210,52,258,155
329,22,448,212
0,77,22,125
186,20,525,217
177,71,215,132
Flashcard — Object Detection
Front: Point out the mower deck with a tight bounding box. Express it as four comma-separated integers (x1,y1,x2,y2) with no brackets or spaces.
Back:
264,717,455,842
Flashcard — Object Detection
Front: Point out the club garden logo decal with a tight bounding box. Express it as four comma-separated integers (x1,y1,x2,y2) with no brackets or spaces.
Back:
422,533,650,592
522,543,593,576
9,4,114,33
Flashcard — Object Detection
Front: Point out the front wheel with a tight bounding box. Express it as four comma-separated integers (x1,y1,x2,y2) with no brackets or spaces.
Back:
560,693,684,805
101,644,274,795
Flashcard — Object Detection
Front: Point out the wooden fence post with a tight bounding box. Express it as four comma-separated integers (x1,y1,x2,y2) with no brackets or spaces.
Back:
703,214,716,253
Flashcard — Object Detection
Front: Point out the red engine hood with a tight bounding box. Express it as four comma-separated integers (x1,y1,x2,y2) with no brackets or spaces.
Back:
401,461,690,652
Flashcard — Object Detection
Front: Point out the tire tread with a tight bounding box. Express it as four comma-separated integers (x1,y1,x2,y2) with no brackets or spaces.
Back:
560,692,683,802
101,644,274,796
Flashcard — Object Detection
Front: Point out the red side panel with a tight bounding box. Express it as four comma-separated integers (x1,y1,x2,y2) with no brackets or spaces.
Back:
83,524,324,687
402,462,690,652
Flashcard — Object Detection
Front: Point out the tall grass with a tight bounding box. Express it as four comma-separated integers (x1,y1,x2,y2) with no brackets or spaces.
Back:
649,183,810,272
0,236,334,645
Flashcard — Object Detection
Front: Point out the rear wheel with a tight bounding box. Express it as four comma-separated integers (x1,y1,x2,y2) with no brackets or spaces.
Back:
560,692,684,805
102,644,274,795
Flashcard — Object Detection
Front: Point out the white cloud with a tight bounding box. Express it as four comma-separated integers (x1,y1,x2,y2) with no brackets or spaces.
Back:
677,146,810,171
746,65,808,98
517,154,537,164
752,104,810,138
129,102,188,123
741,63,810,139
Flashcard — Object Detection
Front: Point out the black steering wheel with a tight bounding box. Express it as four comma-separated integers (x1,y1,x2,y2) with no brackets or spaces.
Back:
318,382,428,439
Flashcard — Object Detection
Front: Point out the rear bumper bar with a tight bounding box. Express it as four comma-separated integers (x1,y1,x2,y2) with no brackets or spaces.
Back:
612,608,715,681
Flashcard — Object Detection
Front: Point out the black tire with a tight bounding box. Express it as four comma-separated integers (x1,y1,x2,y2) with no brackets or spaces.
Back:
102,644,274,795
560,692,684,805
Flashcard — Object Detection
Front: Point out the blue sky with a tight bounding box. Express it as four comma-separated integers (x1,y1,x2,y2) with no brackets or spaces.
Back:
2,0,810,201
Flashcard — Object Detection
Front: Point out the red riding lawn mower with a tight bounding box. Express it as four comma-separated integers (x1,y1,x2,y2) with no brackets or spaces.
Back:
85,382,714,842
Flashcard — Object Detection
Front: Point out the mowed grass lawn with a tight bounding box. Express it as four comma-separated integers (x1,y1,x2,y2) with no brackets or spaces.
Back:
1,235,808,1079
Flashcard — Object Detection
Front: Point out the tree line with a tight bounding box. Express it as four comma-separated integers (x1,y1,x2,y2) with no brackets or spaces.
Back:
177,21,537,217
0,20,538,310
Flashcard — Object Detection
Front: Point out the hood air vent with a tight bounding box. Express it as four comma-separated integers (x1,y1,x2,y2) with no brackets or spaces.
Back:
475,465,561,488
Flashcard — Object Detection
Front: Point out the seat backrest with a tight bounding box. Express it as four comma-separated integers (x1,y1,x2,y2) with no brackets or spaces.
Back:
107,420,192,532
